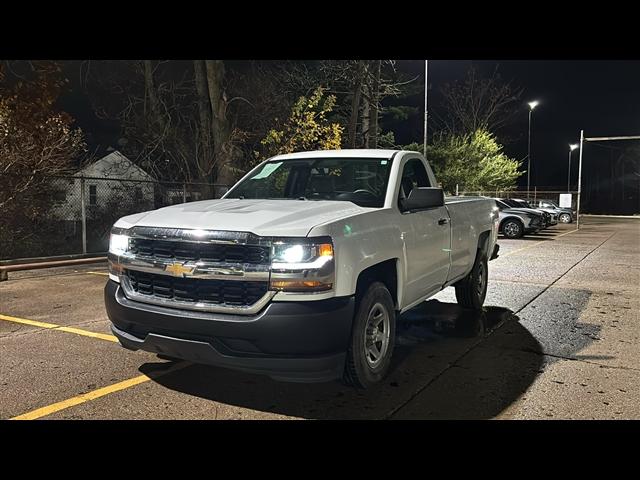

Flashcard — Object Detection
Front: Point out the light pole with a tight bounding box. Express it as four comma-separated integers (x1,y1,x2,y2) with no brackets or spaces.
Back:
527,100,539,197
577,130,584,229
567,143,578,192
423,60,429,159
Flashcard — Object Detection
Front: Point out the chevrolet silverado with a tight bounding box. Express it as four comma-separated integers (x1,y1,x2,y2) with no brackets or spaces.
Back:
105,150,499,388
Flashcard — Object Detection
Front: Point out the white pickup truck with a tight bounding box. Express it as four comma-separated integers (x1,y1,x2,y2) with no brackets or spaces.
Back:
105,150,499,388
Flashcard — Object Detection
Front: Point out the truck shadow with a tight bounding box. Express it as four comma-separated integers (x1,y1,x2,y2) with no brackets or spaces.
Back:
141,298,592,420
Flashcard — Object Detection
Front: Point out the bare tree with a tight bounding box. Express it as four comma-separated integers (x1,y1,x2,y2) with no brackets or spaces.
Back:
369,60,382,148
205,60,239,189
84,60,252,191
347,60,365,148
435,65,524,137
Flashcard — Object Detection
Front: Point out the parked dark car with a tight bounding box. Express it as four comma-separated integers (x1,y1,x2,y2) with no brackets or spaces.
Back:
532,199,574,223
500,198,557,226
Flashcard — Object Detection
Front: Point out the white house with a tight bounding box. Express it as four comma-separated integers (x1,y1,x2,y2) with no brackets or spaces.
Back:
53,150,156,222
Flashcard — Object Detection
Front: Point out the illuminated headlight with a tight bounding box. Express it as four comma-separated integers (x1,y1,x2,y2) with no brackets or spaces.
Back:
107,227,130,282
109,233,130,255
270,238,334,292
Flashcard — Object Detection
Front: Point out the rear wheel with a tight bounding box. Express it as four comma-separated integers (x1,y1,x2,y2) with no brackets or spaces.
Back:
559,213,572,223
343,282,396,389
502,219,524,239
455,252,488,310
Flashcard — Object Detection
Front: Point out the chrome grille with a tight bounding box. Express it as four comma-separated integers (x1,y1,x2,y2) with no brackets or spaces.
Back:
129,238,270,264
114,227,274,314
126,270,268,307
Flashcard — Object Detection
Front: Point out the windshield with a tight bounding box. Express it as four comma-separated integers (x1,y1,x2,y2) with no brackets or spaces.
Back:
225,157,393,208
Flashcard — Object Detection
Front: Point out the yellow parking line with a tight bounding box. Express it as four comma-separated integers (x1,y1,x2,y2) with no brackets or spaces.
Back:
500,228,579,258
0,313,118,343
11,361,190,420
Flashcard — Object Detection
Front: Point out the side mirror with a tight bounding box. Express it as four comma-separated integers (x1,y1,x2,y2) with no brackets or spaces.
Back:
400,187,444,212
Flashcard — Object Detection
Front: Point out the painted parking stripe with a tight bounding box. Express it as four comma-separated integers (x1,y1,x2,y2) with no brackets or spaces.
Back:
0,313,118,343
11,361,191,420
85,271,109,276
499,228,579,258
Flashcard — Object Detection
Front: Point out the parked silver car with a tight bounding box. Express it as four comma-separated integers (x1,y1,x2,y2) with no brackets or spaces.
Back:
493,199,545,239
502,198,558,226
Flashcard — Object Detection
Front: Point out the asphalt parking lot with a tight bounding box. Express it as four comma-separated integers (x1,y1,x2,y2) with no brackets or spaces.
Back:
1,216,639,420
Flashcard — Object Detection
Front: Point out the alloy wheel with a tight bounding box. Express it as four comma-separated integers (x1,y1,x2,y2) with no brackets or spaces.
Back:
363,302,390,369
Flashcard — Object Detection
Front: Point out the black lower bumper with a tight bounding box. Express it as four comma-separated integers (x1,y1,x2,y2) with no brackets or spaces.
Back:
105,280,354,382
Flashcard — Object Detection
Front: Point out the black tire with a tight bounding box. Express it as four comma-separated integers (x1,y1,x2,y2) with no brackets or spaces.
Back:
343,282,396,389
502,219,524,239
455,252,488,310
559,213,572,223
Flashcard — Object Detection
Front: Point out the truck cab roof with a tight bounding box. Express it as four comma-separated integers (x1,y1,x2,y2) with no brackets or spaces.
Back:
269,149,412,161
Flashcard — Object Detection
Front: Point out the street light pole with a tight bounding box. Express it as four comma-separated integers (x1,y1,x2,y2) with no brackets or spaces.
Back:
526,101,539,197
527,109,532,194
567,148,571,192
423,60,428,159
568,143,578,192
577,130,584,229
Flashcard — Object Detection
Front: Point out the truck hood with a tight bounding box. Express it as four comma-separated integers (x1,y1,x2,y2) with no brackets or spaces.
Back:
116,198,367,237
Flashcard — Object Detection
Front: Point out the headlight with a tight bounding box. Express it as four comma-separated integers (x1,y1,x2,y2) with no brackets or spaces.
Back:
272,242,333,268
108,227,130,282
270,238,334,292
109,233,130,255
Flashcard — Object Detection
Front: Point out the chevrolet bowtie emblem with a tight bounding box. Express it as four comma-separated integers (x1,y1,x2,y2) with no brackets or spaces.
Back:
165,262,195,277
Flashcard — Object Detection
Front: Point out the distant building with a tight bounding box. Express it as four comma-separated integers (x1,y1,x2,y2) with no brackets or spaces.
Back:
53,150,155,222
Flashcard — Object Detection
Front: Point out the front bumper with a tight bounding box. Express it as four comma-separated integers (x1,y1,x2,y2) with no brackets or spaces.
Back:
105,280,354,382
524,214,544,231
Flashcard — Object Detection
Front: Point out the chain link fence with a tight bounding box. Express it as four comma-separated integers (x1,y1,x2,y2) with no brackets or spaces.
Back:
0,176,229,261
1,178,583,262
458,189,579,210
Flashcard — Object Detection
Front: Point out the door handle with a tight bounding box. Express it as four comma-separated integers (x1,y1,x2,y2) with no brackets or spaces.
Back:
438,218,449,225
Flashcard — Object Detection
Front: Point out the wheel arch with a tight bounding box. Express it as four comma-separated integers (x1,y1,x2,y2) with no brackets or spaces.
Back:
355,259,400,310
500,215,524,232
477,230,492,259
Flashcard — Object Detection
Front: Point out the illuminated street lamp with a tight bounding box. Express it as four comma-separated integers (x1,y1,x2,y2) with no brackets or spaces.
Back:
527,100,540,195
568,143,579,192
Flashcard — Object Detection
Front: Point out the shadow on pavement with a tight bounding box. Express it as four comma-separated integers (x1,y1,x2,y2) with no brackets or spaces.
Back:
501,233,556,242
142,300,548,419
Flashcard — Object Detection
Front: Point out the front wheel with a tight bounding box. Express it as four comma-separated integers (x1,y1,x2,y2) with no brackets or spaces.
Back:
343,282,396,389
559,213,572,223
502,219,524,239
455,252,488,310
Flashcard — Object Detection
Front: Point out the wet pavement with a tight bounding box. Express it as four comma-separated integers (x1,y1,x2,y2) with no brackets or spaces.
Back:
1,217,638,419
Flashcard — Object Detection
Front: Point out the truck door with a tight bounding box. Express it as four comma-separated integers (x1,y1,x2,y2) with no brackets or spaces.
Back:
397,158,451,305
